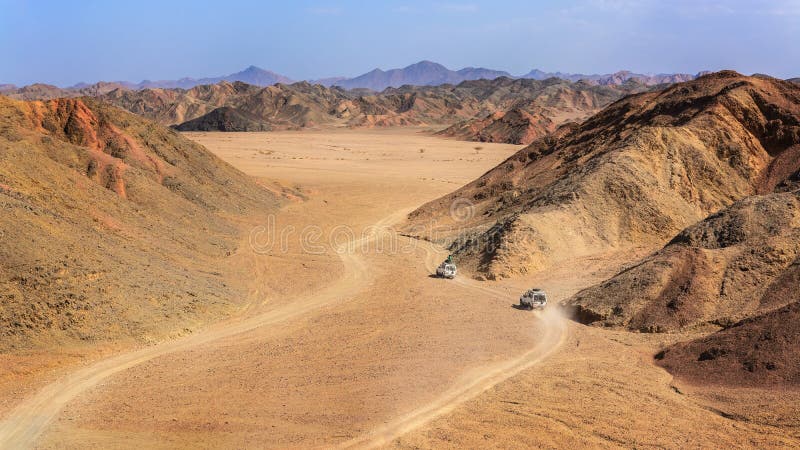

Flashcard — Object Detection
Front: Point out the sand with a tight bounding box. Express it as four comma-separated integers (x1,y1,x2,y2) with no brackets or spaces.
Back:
0,128,796,448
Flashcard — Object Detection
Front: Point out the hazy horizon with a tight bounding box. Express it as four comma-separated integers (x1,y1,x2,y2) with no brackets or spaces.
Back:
2,0,799,86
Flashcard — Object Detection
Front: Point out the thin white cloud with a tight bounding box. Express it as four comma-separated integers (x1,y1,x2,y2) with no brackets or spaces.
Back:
759,0,800,16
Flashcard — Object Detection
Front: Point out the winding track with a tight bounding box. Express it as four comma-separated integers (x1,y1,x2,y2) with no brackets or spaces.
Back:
340,315,565,449
336,239,566,449
0,211,566,449
0,211,403,448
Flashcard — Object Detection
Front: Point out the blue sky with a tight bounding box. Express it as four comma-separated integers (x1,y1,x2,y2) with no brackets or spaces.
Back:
2,0,798,86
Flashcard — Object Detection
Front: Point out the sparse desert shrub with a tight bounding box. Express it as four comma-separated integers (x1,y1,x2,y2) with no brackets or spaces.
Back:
86,159,98,177
162,175,182,191
105,136,128,159
698,347,727,361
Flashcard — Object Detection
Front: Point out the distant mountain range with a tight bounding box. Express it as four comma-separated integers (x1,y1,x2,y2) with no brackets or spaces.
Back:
95,77,648,139
314,60,513,91
2,61,720,98
72,65,294,90
0,66,295,101
522,69,708,86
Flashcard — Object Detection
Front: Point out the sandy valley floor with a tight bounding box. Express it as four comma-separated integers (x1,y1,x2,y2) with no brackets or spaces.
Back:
1,128,797,448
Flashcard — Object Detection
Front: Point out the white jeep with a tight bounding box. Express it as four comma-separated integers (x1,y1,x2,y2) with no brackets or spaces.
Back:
436,262,457,279
520,288,547,309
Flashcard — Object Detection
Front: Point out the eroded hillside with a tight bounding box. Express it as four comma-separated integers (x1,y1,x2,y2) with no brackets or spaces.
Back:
404,72,800,280
565,191,800,332
437,79,648,144
0,96,278,350
656,299,800,387
98,77,649,135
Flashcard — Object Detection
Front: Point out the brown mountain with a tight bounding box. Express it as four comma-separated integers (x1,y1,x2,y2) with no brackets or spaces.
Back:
3,82,132,101
173,106,272,132
97,79,457,128
5,76,660,140
103,81,265,126
101,77,651,135
565,191,800,332
103,80,350,129
565,187,800,388
438,108,554,145
3,83,71,100
656,299,800,387
437,79,648,144
403,71,800,280
0,95,278,350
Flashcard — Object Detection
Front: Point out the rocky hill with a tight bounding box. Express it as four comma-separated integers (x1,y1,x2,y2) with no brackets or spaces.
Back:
0,95,278,350
98,77,651,135
565,191,800,332
437,79,648,144
3,83,74,101
173,106,272,131
564,188,800,388
438,108,553,145
4,82,139,101
403,72,800,280
656,299,800,387
103,81,266,126
101,81,352,129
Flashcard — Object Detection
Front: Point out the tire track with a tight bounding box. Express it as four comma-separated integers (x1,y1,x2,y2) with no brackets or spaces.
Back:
338,238,567,449
0,210,409,449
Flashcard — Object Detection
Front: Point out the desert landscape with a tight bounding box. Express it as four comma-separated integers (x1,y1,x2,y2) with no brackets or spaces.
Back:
2,2,800,449
1,100,798,448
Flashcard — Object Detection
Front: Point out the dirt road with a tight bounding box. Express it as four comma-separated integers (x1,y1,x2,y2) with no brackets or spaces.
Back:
2,130,549,448
0,212,565,450
0,209,411,448
338,308,566,449
4,129,792,449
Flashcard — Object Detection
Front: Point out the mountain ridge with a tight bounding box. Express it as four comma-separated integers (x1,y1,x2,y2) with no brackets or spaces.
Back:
324,60,513,91
4,61,720,97
522,68,709,86
95,76,649,134
404,71,800,281
0,95,279,349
